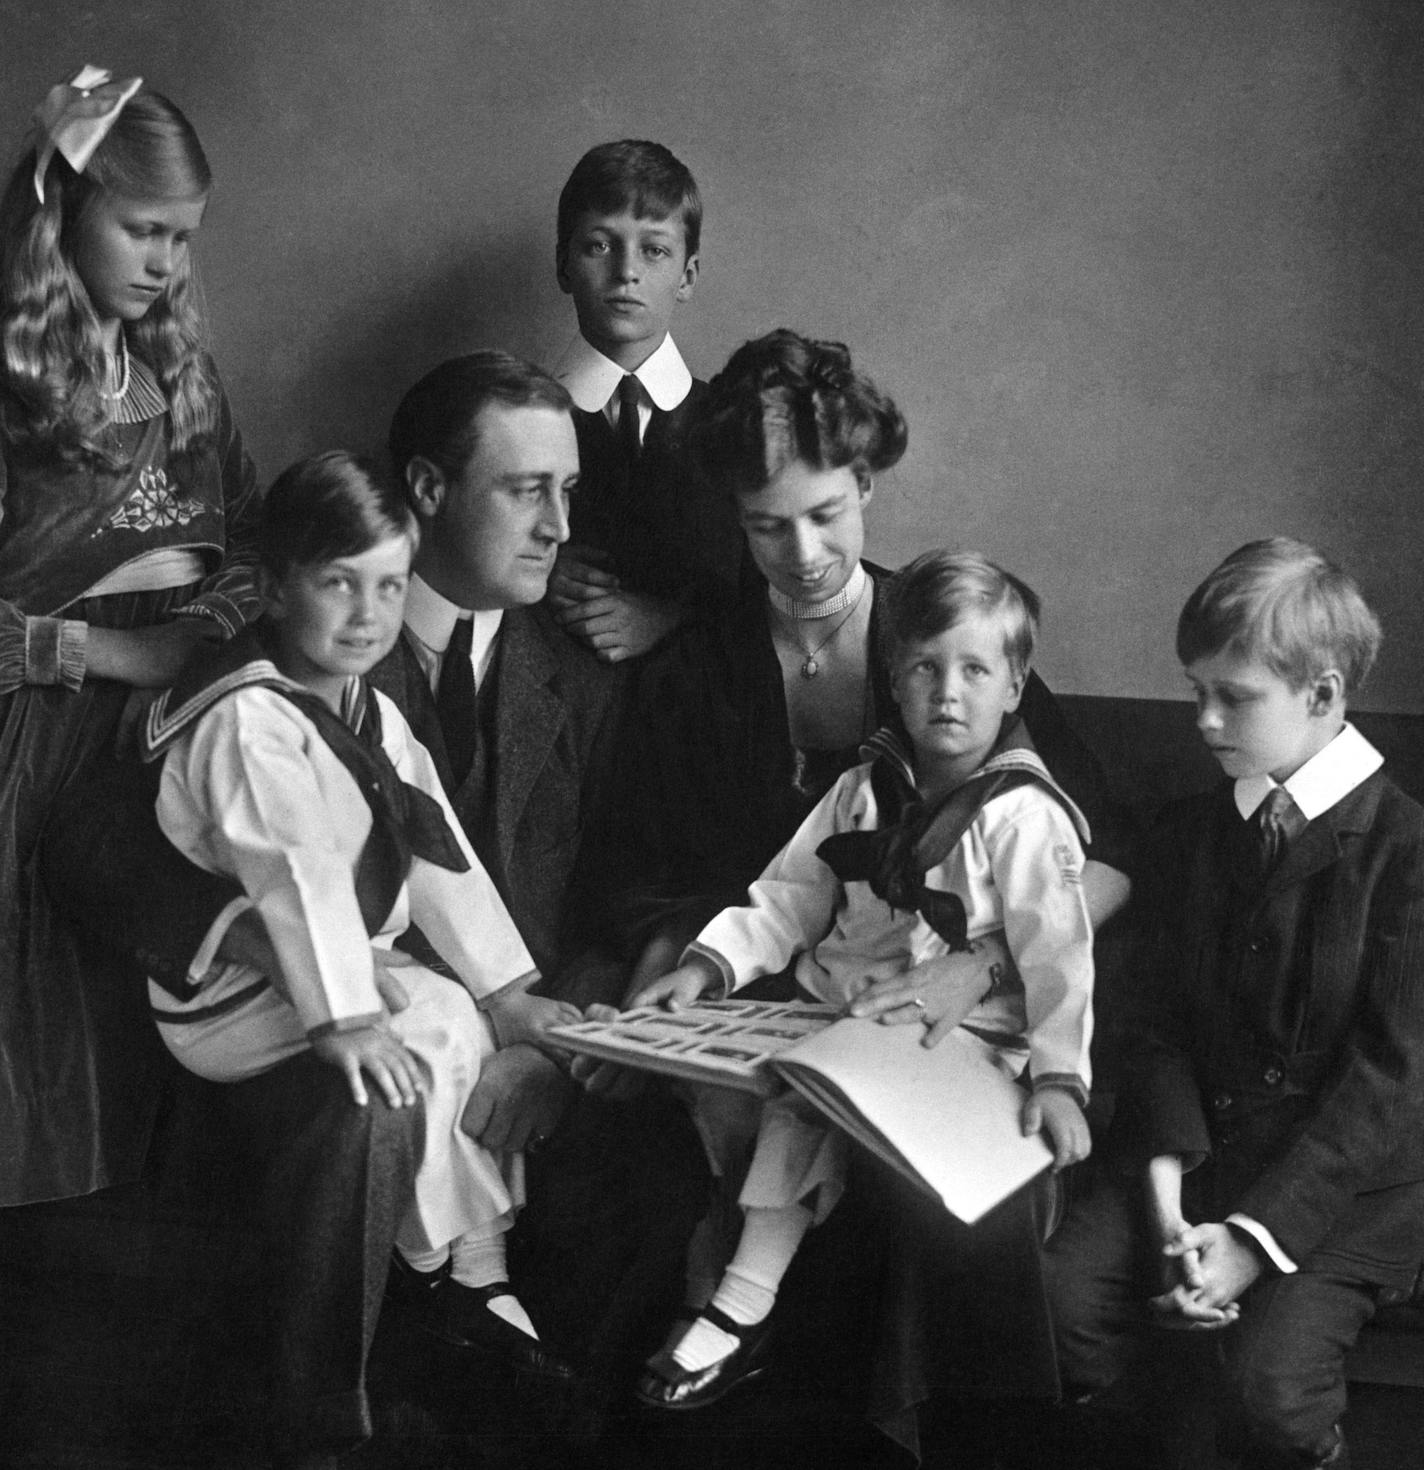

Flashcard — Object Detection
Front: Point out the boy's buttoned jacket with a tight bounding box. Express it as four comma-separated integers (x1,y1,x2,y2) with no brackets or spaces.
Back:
1122,771,1424,1293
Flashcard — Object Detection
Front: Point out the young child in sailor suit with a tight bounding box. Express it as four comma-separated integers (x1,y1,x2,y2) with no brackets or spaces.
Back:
141,451,578,1366
629,549,1096,1410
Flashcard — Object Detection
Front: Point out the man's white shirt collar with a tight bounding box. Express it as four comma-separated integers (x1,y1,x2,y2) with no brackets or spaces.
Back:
553,333,692,414
403,575,504,690
1233,722,1383,823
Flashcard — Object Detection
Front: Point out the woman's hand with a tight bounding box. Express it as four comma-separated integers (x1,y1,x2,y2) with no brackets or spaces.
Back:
86,618,221,687
1022,1086,1092,1171
628,960,718,1012
312,1023,423,1109
847,935,1008,1047
484,987,581,1051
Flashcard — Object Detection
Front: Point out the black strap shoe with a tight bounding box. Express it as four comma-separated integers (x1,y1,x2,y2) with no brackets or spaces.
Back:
387,1255,574,1381
635,1303,774,1410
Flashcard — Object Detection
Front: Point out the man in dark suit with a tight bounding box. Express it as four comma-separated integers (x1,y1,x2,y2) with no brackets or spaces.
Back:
381,354,706,1407
376,352,625,1148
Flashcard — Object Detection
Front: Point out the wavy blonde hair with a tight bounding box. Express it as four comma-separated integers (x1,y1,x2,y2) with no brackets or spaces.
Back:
0,87,215,466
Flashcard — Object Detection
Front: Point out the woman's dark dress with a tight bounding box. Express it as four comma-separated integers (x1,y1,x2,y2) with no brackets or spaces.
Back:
0,369,260,1205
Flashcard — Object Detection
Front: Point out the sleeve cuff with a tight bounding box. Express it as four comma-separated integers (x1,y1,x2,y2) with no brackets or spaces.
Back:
473,969,543,1009
24,616,87,689
178,596,245,639
306,1011,387,1041
1227,1214,1298,1274
1033,1073,1089,1110
681,941,736,997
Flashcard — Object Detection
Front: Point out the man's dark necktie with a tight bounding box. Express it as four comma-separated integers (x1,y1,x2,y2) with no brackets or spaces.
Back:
617,373,642,472
436,615,479,787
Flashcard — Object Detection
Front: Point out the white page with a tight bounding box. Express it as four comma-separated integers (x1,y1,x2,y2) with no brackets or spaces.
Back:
775,1020,1054,1224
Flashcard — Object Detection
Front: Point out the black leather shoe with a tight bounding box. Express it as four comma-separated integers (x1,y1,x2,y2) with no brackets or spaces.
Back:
437,1278,575,1380
634,1304,774,1410
388,1256,574,1381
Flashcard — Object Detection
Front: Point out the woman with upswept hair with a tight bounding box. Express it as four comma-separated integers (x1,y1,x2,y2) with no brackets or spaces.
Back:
0,68,262,1206
596,327,1131,1453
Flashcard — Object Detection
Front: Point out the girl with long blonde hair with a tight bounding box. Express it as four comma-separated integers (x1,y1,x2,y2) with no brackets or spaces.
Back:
0,67,262,1207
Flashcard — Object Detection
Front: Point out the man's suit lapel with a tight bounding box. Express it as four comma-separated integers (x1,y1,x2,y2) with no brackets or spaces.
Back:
490,609,565,870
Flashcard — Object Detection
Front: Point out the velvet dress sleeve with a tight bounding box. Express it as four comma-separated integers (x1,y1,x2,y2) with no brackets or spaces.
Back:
0,446,88,692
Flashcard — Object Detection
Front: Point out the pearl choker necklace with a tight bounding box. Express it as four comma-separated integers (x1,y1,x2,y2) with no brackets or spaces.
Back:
767,562,867,621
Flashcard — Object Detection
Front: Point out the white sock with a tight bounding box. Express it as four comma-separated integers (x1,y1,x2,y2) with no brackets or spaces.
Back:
399,1243,450,1275
449,1228,539,1341
719,1202,814,1321
449,1228,507,1289
669,1204,813,1373
710,1267,777,1328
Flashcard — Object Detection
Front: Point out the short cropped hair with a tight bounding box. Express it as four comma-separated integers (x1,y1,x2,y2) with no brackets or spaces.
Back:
1176,537,1381,695
260,450,417,579
689,329,907,498
882,550,1040,678
556,140,702,260
387,352,572,486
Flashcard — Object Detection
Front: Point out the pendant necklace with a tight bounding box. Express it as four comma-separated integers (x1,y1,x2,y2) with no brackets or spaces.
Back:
768,563,868,679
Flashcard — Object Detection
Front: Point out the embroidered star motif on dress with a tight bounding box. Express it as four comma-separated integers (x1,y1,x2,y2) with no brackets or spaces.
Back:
94,465,201,536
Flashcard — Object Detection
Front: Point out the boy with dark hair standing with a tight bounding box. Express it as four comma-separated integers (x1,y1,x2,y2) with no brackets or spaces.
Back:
1046,538,1424,1470
548,140,743,662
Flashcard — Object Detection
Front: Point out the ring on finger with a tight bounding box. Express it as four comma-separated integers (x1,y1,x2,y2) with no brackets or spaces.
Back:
909,995,927,1014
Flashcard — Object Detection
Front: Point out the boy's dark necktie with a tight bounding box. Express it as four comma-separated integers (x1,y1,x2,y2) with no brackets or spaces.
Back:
616,374,642,471
436,614,479,787
1254,785,1303,877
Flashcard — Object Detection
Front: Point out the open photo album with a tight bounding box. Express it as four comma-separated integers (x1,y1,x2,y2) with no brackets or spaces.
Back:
549,1002,1053,1223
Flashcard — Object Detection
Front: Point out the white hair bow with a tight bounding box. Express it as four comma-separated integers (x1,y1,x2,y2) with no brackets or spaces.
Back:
32,64,143,204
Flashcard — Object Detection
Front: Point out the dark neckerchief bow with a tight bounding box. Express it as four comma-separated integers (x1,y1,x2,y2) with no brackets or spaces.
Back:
815,715,1090,949
143,624,469,936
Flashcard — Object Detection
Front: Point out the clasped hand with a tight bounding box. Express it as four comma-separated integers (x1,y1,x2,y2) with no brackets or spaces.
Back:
1148,1219,1258,1330
546,545,681,662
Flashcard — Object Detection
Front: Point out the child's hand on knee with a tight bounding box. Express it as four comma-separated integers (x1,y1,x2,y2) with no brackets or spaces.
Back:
1021,1086,1091,1171
628,959,719,1012
312,1023,423,1109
